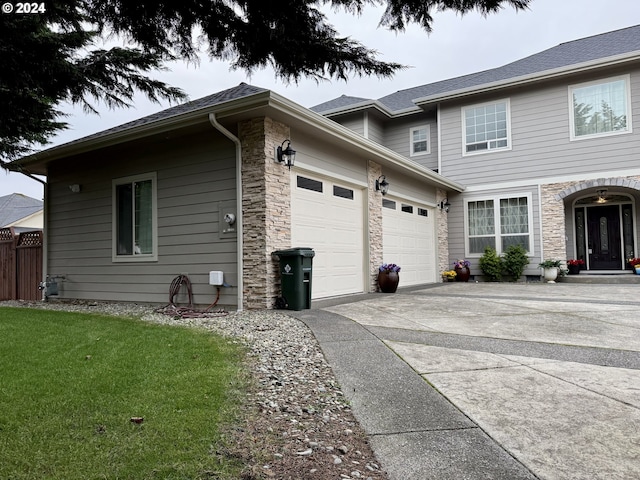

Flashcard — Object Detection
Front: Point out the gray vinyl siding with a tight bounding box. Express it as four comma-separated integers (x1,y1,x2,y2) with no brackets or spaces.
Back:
382,113,438,171
446,186,542,277
331,112,365,137
366,114,384,144
46,128,238,308
439,67,640,185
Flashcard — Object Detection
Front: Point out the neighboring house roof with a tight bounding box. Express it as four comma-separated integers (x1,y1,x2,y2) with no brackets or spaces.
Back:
312,24,640,115
0,193,43,227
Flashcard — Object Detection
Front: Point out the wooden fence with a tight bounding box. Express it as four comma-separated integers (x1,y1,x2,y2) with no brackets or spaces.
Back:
0,227,43,301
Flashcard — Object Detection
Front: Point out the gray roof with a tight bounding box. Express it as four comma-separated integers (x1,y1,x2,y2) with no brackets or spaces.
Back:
312,24,640,115
50,83,268,150
0,193,43,227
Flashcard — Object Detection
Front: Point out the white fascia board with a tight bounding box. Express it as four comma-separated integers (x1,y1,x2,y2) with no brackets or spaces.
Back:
263,93,466,193
413,52,640,106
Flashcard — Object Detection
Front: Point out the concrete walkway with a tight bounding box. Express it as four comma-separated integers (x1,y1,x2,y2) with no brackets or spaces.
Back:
291,283,640,480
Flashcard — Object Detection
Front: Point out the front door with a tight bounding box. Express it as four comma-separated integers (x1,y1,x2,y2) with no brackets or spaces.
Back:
586,205,621,270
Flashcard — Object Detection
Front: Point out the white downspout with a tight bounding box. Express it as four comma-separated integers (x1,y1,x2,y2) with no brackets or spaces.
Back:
208,113,244,311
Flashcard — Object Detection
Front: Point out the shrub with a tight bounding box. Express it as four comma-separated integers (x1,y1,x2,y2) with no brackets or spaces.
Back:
479,246,504,282
503,244,529,281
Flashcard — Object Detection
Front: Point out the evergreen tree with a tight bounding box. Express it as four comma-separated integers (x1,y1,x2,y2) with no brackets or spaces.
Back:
0,0,531,162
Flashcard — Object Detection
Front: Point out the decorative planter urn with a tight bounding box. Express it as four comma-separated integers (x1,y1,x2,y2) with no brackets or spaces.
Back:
378,271,400,293
543,267,558,283
454,266,471,282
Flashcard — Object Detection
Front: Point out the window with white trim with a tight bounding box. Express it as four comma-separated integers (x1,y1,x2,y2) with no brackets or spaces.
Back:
112,173,157,262
463,99,510,154
410,125,430,156
569,75,631,140
466,194,532,256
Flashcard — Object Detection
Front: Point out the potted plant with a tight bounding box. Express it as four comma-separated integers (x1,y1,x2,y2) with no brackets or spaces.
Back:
442,270,457,282
378,263,401,293
452,259,471,282
539,259,563,283
566,259,584,275
628,258,640,274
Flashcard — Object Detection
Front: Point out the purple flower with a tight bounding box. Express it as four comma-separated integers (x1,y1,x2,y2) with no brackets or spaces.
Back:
379,263,401,273
453,259,471,269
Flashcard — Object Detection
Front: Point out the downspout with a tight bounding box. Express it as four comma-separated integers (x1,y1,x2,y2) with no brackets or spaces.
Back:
208,113,244,311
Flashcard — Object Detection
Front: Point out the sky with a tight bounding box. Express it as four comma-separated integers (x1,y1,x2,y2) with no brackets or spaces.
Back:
3,0,640,200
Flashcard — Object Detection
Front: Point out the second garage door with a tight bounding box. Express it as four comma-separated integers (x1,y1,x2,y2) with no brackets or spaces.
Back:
291,173,365,299
382,197,437,286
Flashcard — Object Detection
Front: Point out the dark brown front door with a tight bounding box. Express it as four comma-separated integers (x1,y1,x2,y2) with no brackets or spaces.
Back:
587,205,622,270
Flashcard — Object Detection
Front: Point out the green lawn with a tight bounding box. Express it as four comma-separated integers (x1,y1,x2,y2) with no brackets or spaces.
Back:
0,307,249,479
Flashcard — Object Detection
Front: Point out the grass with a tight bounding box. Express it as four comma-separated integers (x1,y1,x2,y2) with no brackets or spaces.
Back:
0,307,249,479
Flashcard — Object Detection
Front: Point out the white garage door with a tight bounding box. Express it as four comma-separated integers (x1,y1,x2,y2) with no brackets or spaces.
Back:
291,173,365,299
382,197,437,286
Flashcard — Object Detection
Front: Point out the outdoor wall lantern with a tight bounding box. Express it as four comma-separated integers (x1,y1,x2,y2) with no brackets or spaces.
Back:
438,198,451,212
276,139,296,170
375,175,389,195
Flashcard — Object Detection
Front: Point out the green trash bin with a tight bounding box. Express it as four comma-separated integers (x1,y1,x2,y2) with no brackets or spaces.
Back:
272,247,315,310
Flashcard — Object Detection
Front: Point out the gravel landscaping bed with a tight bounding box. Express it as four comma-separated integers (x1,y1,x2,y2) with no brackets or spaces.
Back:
1,300,388,480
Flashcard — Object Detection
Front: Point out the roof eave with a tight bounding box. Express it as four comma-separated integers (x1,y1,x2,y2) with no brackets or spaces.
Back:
413,51,640,106
261,93,465,192
10,90,274,171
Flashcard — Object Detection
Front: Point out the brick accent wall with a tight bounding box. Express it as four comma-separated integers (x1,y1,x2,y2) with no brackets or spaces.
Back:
238,117,291,309
368,161,383,291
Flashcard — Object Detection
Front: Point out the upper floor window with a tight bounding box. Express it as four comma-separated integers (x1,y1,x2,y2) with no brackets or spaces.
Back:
569,75,631,140
410,125,430,156
112,173,157,262
463,99,510,155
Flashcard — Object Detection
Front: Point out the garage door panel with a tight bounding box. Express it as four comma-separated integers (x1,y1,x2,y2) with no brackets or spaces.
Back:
292,174,364,299
383,199,436,286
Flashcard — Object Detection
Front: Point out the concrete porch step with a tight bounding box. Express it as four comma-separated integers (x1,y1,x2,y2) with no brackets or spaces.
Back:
560,272,640,284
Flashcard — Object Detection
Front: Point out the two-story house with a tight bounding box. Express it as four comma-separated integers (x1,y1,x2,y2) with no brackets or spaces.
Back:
313,24,640,278
8,25,640,310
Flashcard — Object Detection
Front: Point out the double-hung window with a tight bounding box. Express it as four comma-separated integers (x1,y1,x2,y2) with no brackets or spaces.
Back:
112,173,157,262
466,194,532,256
410,125,430,156
463,99,510,154
569,75,631,140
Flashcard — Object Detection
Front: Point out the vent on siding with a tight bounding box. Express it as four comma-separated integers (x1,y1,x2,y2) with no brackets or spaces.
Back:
297,176,323,192
333,185,354,200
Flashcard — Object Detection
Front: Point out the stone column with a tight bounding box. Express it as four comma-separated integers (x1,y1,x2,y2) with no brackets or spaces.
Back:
238,117,291,309
368,161,383,292
540,184,567,261
436,188,450,276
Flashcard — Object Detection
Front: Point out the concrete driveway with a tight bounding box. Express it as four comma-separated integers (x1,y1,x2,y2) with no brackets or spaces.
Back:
306,283,640,480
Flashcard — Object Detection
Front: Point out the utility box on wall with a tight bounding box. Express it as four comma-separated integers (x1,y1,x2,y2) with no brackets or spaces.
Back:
209,271,224,286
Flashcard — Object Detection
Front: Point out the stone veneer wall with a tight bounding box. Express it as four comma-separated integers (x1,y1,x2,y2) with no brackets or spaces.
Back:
436,188,449,276
541,176,640,262
368,161,383,292
238,117,291,309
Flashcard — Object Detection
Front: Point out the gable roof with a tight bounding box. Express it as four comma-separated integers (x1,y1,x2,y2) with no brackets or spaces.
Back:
0,193,43,227
312,24,640,116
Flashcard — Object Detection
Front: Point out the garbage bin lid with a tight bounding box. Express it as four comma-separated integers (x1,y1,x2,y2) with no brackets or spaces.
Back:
272,247,315,258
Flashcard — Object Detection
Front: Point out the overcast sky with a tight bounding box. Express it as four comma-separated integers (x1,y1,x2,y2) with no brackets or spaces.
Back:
3,0,640,200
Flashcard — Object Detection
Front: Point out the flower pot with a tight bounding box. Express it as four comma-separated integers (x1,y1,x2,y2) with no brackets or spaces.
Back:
378,271,399,293
543,267,558,283
635,267,640,276
454,266,470,282
567,264,581,275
